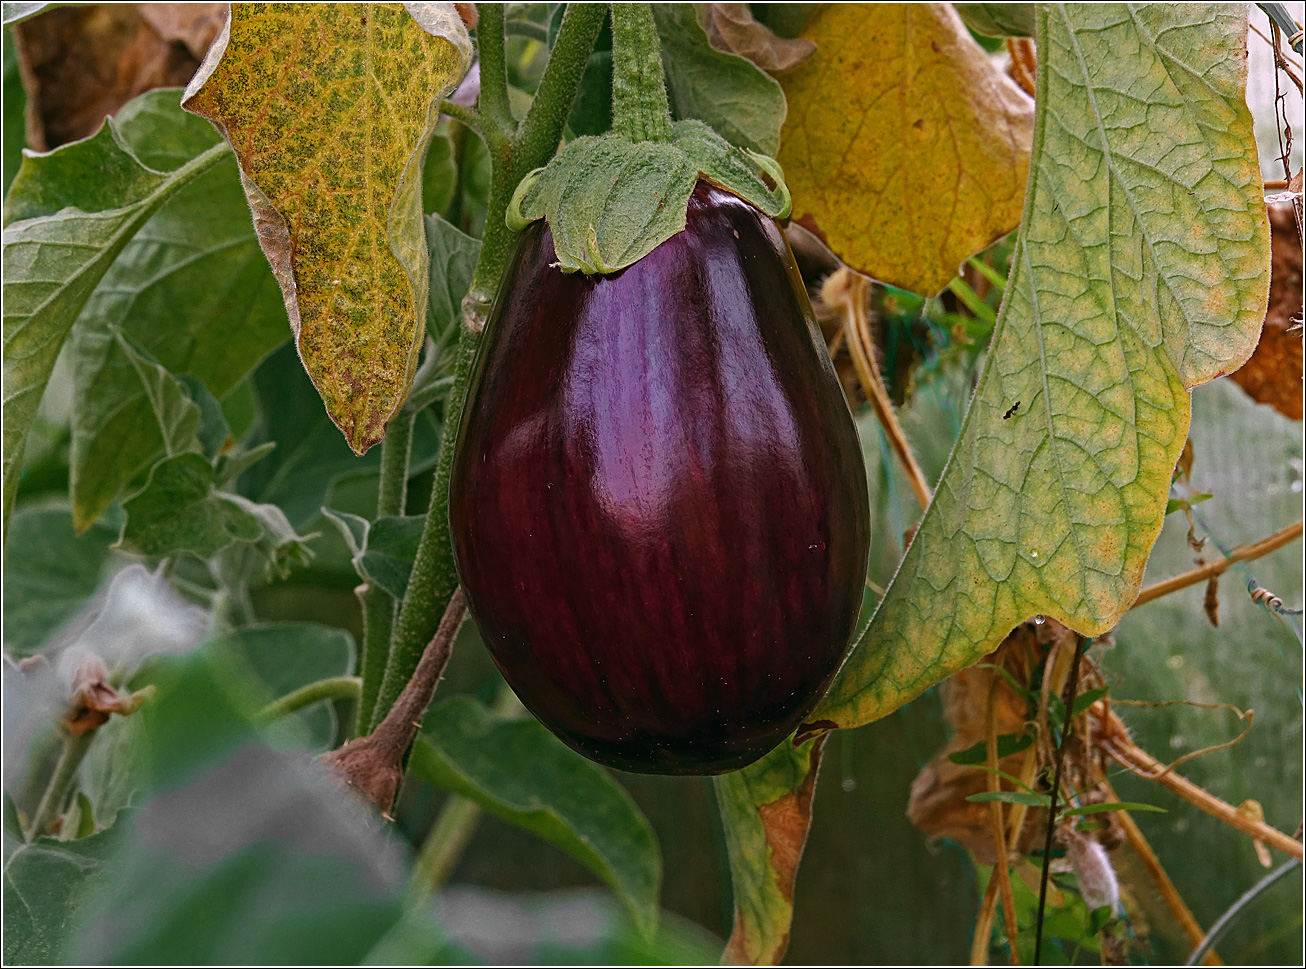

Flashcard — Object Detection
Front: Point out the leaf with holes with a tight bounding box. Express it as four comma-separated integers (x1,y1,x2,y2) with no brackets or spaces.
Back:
182,4,471,454
807,5,1270,734
776,3,1033,297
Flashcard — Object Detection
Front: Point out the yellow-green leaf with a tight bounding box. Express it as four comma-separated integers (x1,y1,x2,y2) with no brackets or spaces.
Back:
182,3,471,454
714,737,824,966
776,3,1033,297
807,4,1270,733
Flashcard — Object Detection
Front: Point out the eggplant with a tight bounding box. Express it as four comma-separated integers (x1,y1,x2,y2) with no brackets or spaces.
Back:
450,181,871,774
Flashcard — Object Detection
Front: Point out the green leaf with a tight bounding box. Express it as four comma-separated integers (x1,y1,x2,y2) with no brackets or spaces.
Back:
119,454,261,558
954,3,1036,37
410,696,661,938
965,790,1050,807
182,4,472,455
323,509,428,598
1,502,119,656
2,31,25,195
515,120,787,274
209,623,355,751
1062,801,1166,818
809,5,1270,732
2,829,120,965
237,344,442,530
947,731,1033,765
652,3,786,155
1,106,229,535
119,453,310,573
424,213,480,350
1069,685,1109,718
713,736,823,965
1165,492,1212,515
67,90,288,532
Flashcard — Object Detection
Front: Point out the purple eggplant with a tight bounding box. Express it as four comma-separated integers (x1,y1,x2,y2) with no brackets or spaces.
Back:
449,181,871,774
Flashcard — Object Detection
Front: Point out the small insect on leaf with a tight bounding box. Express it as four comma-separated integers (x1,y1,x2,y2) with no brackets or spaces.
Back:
1003,401,1020,420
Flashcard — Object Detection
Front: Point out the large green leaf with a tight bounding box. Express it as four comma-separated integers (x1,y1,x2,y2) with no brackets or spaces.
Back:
714,737,824,965
652,3,786,155
1,106,229,535
810,4,1270,732
410,696,662,938
66,90,288,532
322,510,426,600
2,829,120,965
1,502,119,656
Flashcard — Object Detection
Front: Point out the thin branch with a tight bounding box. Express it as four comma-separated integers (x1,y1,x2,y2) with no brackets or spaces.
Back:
823,269,933,512
408,793,482,901
1098,711,1303,861
1185,858,1302,965
323,589,467,815
439,99,483,134
258,676,361,725
26,731,93,840
987,680,1022,964
1034,635,1086,965
1102,777,1223,965
971,743,1040,965
1132,520,1303,608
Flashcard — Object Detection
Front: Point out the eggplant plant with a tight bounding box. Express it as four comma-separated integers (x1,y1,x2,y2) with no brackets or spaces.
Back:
2,2,1300,966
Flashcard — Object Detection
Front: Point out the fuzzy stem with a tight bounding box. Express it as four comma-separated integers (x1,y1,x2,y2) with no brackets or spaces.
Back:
1132,519,1302,608
26,731,93,840
259,676,361,725
474,3,514,151
408,794,483,900
610,3,673,142
374,2,606,729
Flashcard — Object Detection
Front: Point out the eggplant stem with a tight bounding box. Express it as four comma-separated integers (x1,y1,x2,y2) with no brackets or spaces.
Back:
610,3,674,143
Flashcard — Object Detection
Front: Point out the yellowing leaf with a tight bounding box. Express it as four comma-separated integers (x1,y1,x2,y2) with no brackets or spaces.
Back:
182,3,471,454
807,4,1270,733
777,3,1033,297
714,737,824,966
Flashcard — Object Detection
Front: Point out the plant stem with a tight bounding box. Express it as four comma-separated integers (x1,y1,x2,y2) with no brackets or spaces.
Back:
610,3,673,142
474,3,514,152
356,409,417,734
985,680,1021,965
1132,519,1302,608
1185,858,1302,966
438,99,481,134
1098,712,1304,860
258,676,361,725
374,2,607,730
26,731,93,840
1033,634,1086,965
1260,2,1304,55
1102,777,1223,965
408,794,483,901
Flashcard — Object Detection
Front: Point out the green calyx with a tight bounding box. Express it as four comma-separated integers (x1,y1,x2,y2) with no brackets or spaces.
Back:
503,2,791,275
505,121,791,275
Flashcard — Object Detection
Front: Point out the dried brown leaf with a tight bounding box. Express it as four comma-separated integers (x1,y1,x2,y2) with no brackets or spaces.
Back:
700,3,816,73
1229,201,1304,419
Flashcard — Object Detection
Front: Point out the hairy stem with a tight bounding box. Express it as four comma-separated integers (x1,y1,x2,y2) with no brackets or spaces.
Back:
610,2,673,142
1098,712,1303,861
374,2,606,729
26,731,93,840
474,3,513,151
1132,519,1302,608
357,409,416,733
408,794,483,901
1102,777,1223,965
258,676,361,726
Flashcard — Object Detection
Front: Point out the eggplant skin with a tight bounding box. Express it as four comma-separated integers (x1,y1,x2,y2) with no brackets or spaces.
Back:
450,181,871,775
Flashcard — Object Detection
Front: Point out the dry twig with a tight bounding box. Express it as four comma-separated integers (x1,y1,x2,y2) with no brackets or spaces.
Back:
1132,520,1303,608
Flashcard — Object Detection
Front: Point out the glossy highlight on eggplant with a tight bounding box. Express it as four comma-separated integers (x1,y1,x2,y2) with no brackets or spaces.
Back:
450,182,871,774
